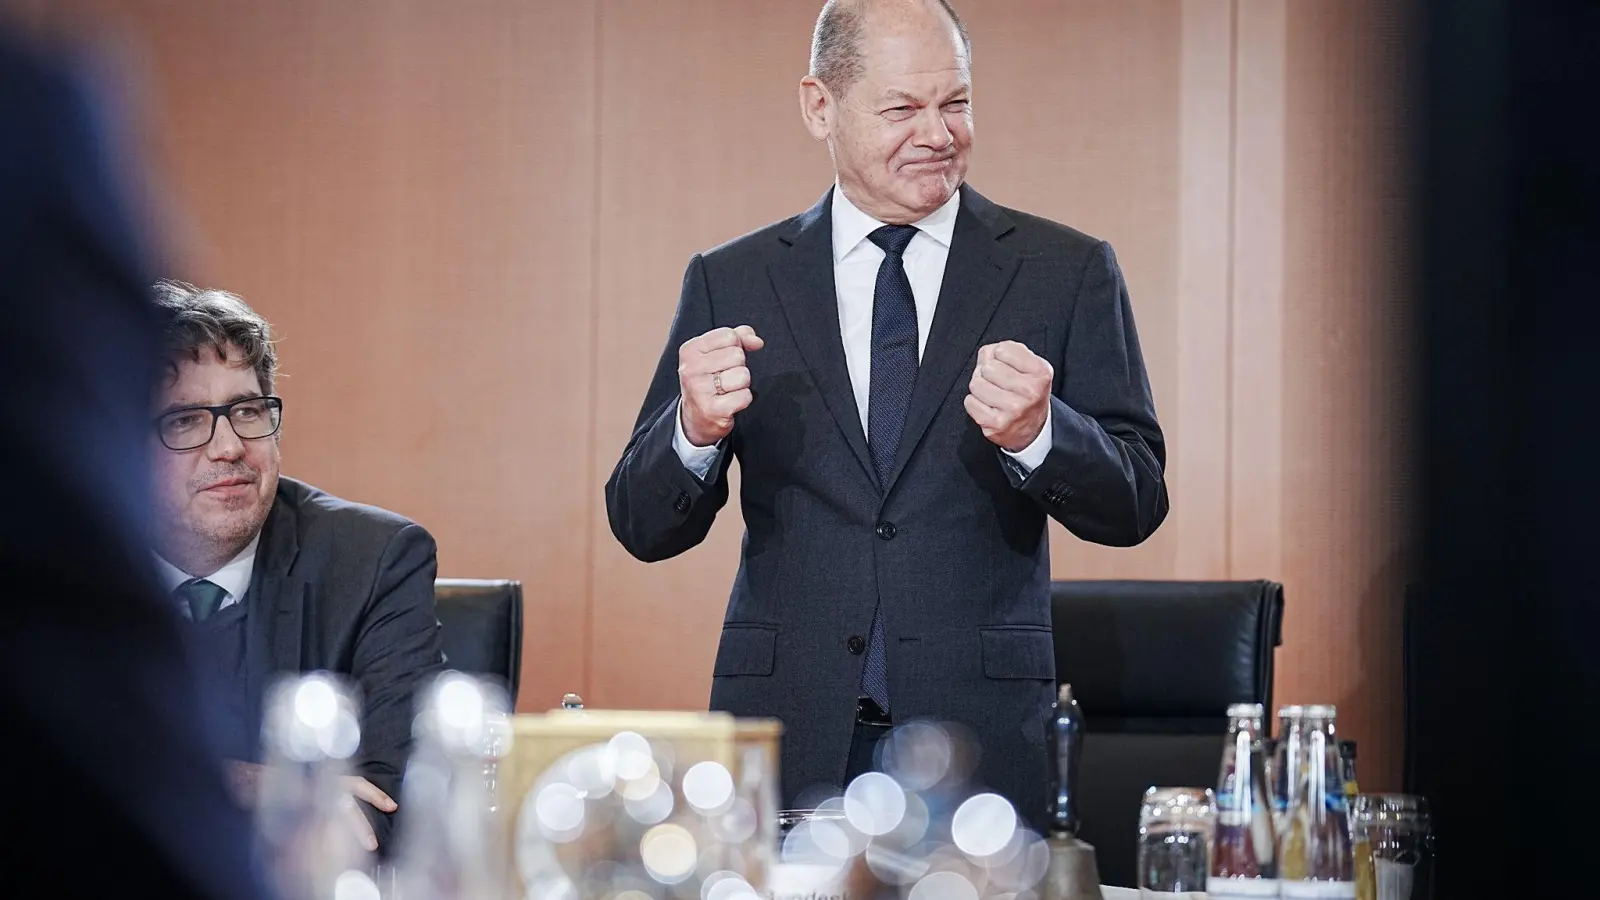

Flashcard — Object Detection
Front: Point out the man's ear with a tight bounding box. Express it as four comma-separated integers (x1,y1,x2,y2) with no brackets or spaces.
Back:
799,76,833,141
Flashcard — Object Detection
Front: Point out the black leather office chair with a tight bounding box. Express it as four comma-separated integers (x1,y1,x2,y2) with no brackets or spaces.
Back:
1051,579,1284,888
434,578,524,705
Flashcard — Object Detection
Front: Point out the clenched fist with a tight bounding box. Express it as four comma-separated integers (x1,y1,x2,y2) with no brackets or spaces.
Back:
679,325,764,447
963,341,1054,452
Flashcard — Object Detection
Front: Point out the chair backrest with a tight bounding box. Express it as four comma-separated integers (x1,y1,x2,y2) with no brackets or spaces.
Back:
1050,579,1284,888
434,578,524,705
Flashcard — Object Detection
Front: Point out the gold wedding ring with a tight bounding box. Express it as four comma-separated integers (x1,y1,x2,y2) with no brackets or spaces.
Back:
712,371,725,395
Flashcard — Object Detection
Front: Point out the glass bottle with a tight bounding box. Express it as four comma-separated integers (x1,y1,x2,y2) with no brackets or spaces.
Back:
1338,739,1360,801
393,671,514,900
1273,705,1308,877
1137,787,1215,893
1207,703,1279,897
1351,793,1433,900
255,672,370,900
1279,705,1355,898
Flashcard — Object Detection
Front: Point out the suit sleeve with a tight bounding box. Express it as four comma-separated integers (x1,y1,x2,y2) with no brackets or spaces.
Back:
1005,240,1170,545
349,523,444,848
605,253,737,562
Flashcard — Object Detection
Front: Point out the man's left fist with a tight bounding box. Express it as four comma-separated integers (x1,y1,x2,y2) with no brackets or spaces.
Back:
963,341,1053,452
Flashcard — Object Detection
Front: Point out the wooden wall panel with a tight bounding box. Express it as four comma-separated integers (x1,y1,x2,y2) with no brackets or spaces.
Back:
1231,0,1288,582
1174,0,1236,580
10,0,1409,788
587,0,832,710
963,1,1185,580
1277,0,1410,791
21,0,601,710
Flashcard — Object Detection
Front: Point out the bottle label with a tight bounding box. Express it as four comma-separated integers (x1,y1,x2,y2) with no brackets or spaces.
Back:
1206,877,1280,897
1214,790,1240,825
1279,881,1356,899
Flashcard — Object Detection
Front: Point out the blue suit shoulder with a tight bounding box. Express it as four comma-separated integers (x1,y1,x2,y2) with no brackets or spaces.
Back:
273,475,435,562
696,214,802,269
690,186,1114,271
989,200,1112,262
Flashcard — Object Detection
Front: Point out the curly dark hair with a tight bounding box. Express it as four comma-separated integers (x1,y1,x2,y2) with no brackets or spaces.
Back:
152,279,278,395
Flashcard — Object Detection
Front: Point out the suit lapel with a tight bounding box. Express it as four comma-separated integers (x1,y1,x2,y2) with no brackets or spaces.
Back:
884,186,1020,493
244,489,306,728
769,188,880,491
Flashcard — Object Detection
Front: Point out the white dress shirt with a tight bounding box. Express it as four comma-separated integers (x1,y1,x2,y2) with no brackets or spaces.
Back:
154,532,260,620
674,185,1052,479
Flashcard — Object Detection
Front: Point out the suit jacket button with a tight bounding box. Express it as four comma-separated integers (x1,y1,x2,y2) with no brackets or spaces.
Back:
875,521,897,540
847,635,866,654
673,492,691,514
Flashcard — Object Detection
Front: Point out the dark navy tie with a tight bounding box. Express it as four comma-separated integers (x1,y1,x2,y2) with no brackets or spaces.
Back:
175,578,228,623
861,223,919,714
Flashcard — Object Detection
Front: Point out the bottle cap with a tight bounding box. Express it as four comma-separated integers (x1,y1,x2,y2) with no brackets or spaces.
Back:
1304,703,1337,718
1058,683,1075,703
1276,704,1306,718
1226,702,1263,718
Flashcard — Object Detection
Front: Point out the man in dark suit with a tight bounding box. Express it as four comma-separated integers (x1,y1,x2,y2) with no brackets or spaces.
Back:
606,0,1167,826
0,24,270,898
149,280,443,853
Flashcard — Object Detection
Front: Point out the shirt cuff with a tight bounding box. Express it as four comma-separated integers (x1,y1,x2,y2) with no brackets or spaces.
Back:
673,399,723,482
1001,406,1053,474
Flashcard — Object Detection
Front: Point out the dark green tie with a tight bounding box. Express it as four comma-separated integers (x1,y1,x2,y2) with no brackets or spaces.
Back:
175,578,229,623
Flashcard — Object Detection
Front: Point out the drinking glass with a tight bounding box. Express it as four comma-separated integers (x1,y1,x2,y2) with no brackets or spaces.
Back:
1137,786,1214,894
1350,794,1433,900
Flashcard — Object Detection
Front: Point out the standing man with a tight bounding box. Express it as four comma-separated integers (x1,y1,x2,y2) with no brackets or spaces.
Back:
606,0,1167,824
150,280,444,853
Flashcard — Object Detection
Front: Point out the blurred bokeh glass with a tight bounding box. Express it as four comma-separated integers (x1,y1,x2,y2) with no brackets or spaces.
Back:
1137,786,1214,893
394,671,514,900
255,673,370,900
1351,794,1433,900
511,727,779,900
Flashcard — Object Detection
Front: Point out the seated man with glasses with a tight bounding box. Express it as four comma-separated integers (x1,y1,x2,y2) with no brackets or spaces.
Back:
150,279,442,854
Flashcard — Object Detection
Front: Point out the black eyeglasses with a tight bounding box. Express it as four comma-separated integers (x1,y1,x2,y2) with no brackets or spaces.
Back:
155,396,283,452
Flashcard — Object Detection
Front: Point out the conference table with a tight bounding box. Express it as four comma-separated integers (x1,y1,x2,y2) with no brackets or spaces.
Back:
763,858,1150,900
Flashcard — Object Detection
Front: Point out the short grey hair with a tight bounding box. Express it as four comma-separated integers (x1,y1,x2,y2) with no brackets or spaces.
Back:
810,0,971,97
152,279,279,396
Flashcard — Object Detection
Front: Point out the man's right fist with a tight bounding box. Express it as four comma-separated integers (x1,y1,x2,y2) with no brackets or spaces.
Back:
679,325,764,447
